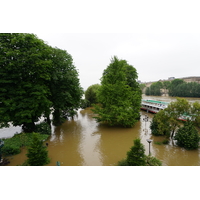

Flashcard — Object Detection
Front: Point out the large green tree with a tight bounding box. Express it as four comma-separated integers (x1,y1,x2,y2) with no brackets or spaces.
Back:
92,56,141,127
49,47,83,126
150,98,190,138
0,33,52,132
0,33,83,131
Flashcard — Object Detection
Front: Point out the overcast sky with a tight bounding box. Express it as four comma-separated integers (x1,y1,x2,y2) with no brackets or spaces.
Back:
35,33,200,90
2,0,200,91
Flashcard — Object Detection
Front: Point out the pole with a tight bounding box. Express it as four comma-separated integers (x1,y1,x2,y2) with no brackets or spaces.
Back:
146,139,152,156
149,142,151,156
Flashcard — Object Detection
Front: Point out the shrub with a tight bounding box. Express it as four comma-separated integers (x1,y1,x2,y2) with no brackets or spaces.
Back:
154,141,162,145
146,156,162,166
126,138,146,166
117,158,129,166
35,122,51,135
118,138,162,166
162,139,169,145
174,121,200,150
26,132,50,166
1,144,21,155
1,132,49,156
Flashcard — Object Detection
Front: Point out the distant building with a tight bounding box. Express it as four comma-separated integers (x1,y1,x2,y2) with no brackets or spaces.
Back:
168,77,175,80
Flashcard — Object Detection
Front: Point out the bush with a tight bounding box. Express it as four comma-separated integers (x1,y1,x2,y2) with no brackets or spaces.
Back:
117,138,162,166
36,122,51,135
1,132,49,156
126,138,146,166
162,139,169,145
154,141,162,145
26,132,50,166
117,158,129,166
146,156,162,166
174,121,200,150
1,144,21,155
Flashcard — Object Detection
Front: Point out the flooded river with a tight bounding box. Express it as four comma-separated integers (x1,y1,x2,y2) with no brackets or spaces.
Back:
3,95,200,166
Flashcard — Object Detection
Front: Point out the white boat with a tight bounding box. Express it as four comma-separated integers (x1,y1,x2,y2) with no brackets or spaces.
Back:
141,99,168,114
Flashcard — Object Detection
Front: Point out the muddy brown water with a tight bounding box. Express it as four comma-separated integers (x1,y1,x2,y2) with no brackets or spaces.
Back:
4,95,200,166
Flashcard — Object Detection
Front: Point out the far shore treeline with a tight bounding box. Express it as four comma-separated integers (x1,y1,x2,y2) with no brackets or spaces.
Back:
145,79,200,97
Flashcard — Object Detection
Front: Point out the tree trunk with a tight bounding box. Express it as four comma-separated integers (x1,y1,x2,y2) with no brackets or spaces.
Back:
22,122,36,133
52,109,62,126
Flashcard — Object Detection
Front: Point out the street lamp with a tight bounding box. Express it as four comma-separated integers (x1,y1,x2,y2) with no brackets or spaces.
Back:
0,139,4,162
146,139,153,156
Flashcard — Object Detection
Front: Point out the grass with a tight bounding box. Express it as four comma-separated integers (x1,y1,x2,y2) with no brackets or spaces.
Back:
1,132,49,156
154,139,169,145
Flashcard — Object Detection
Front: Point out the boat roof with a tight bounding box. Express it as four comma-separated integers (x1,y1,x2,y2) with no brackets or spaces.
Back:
142,99,169,105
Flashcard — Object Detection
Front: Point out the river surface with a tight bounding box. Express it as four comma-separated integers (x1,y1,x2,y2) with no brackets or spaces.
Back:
2,95,200,166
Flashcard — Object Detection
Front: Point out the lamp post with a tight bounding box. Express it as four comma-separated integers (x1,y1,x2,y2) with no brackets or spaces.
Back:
146,139,152,156
0,139,4,162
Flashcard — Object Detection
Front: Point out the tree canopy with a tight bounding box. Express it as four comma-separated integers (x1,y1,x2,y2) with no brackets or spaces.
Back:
92,56,141,127
145,79,200,97
84,84,101,107
150,98,200,139
174,121,200,150
118,138,162,166
26,132,50,166
0,33,83,132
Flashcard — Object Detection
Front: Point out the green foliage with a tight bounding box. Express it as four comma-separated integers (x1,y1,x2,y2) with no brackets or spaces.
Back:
1,144,21,155
145,81,163,96
0,33,52,132
117,158,129,166
35,122,51,135
0,33,83,131
168,79,185,97
150,110,171,136
174,121,200,150
167,79,200,97
191,101,200,127
49,47,83,126
85,84,101,107
26,132,50,166
92,56,141,127
118,138,162,166
80,99,90,109
154,141,162,145
150,98,198,138
139,83,146,93
146,156,162,166
126,138,146,166
162,139,169,144
1,132,49,156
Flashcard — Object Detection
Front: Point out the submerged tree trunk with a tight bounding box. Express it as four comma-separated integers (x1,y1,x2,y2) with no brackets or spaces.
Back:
52,109,62,126
22,122,36,133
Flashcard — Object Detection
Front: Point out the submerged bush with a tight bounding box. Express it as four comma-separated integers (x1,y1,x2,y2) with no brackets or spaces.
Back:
36,122,51,135
174,121,200,150
118,138,162,166
146,156,162,166
1,132,49,156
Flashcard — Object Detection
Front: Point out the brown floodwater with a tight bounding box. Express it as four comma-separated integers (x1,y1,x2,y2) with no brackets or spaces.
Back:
4,95,200,166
